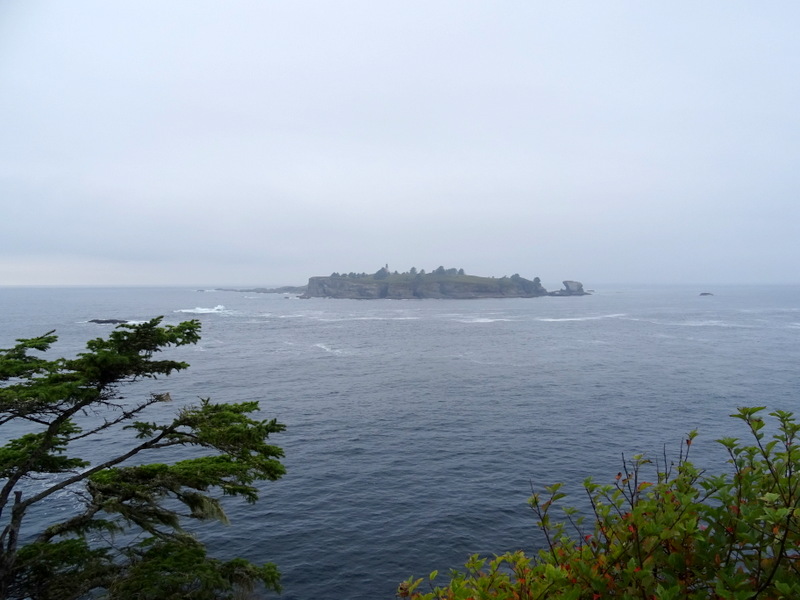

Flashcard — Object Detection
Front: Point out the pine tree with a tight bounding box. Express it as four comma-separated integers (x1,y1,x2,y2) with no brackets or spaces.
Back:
0,318,285,599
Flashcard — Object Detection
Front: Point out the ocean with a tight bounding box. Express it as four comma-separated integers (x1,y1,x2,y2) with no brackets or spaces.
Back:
1,284,799,599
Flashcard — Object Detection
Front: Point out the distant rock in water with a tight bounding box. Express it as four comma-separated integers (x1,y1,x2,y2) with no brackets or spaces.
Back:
89,319,128,324
548,280,589,296
301,267,590,299
699,292,714,296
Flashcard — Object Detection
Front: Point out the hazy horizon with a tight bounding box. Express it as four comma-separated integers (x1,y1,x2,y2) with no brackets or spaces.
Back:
2,2,798,287
1,276,793,290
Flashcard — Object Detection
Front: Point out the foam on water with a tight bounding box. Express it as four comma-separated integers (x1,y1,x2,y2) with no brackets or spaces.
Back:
536,313,627,322
676,319,751,328
455,317,514,323
313,343,348,355
318,316,421,322
624,317,752,328
174,304,229,314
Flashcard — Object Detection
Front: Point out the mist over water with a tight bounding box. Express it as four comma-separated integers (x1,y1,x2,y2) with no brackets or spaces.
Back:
2,285,799,598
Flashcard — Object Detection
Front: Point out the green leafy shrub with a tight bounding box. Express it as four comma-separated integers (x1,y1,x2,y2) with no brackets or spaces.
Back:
401,408,800,600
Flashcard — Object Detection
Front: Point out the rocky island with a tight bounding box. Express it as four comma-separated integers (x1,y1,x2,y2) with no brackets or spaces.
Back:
300,266,588,299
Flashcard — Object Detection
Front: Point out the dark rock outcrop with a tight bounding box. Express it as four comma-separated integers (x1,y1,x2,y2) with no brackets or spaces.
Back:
89,319,128,324
548,281,588,296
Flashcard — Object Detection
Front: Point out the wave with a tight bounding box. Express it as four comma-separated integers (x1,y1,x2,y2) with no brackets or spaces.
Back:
739,307,800,314
317,316,421,322
676,320,748,328
455,317,513,323
623,317,753,328
668,319,749,328
314,343,345,355
537,313,627,322
276,312,420,322
174,305,228,314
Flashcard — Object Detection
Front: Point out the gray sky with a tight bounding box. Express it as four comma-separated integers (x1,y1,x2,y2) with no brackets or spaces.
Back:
1,2,798,287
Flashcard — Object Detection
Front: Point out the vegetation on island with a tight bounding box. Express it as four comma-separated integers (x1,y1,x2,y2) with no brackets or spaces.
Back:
328,265,538,288
329,265,466,280
0,319,285,599
400,408,800,600
307,266,559,299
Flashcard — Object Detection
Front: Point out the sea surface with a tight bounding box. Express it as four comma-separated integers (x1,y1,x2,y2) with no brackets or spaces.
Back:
1,284,799,599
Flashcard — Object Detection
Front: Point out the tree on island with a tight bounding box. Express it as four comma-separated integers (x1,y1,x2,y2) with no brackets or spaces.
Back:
0,318,285,599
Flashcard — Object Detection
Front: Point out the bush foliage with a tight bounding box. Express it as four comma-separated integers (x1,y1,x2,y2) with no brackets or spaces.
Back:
401,408,800,600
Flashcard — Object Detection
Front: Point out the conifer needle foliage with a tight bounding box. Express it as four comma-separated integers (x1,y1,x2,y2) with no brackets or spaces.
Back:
0,318,285,599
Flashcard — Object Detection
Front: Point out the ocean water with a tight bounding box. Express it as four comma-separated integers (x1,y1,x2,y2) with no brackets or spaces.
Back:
1,284,799,598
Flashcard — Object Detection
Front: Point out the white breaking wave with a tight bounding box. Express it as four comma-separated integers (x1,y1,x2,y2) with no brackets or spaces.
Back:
456,317,513,323
622,317,752,328
537,313,627,322
677,320,741,328
174,304,228,314
318,316,421,322
314,343,344,355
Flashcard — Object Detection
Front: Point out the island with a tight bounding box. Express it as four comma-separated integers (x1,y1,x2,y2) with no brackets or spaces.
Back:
299,266,589,299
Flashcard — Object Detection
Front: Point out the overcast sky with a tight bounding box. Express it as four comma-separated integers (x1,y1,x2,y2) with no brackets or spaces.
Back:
1,2,798,287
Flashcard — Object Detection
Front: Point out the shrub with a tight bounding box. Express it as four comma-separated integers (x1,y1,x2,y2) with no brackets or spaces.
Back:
401,408,800,600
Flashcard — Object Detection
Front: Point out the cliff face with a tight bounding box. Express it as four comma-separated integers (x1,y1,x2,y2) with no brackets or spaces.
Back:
306,277,388,299
305,275,553,299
